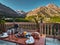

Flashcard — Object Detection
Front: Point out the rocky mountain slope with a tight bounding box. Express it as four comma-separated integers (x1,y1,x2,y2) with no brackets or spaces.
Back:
26,4,60,18
16,10,27,18
0,3,19,18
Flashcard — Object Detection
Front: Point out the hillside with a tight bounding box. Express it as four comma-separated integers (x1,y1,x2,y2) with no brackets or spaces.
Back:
26,4,60,23
26,4,60,17
0,3,19,18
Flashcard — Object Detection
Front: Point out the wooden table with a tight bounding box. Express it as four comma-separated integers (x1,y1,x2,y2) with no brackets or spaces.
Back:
0,35,46,45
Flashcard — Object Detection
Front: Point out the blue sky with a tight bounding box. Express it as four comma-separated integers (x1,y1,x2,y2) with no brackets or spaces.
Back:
0,0,60,12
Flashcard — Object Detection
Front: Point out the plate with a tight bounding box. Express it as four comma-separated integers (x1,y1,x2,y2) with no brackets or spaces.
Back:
0,35,8,38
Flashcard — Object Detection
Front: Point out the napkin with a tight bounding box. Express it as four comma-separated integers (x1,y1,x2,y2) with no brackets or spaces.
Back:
26,36,34,44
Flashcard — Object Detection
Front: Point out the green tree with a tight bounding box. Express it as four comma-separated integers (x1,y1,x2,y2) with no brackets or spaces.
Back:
0,17,6,33
26,14,44,32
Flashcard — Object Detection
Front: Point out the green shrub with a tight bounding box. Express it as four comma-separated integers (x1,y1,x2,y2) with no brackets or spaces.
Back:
15,18,30,22
5,20,13,22
5,18,30,22
0,20,5,24
50,16,60,23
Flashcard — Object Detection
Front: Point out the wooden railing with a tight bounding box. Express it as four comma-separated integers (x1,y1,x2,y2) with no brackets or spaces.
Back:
5,22,37,31
39,23,60,37
5,22,60,37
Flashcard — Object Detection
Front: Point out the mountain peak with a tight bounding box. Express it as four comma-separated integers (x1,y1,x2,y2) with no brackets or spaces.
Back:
16,10,26,14
46,4,58,8
26,4,60,18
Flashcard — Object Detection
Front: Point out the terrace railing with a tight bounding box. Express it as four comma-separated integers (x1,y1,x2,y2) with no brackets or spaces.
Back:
5,22,60,38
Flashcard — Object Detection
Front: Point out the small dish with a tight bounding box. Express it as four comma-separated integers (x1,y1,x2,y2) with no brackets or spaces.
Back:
0,35,8,38
0,33,8,38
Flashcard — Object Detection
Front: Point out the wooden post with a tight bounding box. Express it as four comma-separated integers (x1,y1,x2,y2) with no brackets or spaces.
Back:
0,24,6,33
50,24,53,35
41,23,43,34
45,24,46,34
47,24,49,35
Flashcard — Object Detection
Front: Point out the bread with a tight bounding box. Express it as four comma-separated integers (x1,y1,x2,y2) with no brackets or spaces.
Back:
31,32,40,39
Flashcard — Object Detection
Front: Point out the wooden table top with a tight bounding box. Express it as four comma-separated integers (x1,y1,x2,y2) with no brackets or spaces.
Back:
0,34,46,45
